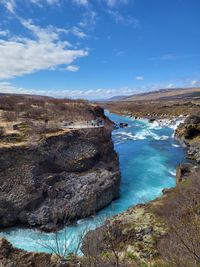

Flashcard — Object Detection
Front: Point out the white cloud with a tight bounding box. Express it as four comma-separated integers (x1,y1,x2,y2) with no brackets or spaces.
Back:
2,0,16,13
0,20,88,80
30,0,89,7
0,82,138,99
188,79,200,87
166,83,174,88
103,0,129,8
46,0,60,4
66,65,80,72
115,50,124,57
70,26,87,38
0,30,9,37
30,0,60,6
107,10,139,26
79,11,97,29
72,0,89,6
191,80,198,86
136,76,144,81
150,54,181,61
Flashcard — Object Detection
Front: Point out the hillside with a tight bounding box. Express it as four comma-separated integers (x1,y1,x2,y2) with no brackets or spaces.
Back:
116,87,200,102
103,87,200,120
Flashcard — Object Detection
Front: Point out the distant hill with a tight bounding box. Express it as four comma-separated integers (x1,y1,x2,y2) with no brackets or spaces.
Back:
0,93,52,100
110,87,200,102
105,95,127,101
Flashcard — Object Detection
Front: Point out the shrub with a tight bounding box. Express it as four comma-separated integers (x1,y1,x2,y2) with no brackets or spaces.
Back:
2,111,17,122
0,127,5,137
156,171,200,267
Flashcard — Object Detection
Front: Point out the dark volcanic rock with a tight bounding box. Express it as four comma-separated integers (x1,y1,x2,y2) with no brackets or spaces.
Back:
176,163,195,184
0,127,120,230
175,114,200,162
115,122,128,129
175,114,200,142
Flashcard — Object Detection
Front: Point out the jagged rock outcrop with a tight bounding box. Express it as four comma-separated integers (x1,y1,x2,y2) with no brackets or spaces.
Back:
175,114,200,162
176,163,200,184
0,127,120,231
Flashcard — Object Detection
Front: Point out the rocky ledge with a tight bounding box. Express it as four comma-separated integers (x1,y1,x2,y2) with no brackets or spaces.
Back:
175,113,200,162
0,126,120,231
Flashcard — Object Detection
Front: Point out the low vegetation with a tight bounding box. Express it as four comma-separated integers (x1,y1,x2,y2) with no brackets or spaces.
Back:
156,171,200,267
103,100,200,119
0,95,103,145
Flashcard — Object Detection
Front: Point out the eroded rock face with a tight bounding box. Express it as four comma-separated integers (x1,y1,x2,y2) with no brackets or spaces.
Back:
175,114,200,162
176,163,200,185
0,127,120,231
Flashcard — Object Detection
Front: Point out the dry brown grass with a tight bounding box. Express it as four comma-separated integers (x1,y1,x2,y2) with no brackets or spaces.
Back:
0,95,103,145
103,100,200,119
155,171,200,267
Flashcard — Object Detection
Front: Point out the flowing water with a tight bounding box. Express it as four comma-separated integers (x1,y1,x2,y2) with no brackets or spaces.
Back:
0,112,186,254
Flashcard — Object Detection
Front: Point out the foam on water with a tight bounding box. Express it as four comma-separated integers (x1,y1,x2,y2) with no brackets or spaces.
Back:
172,143,181,148
0,112,187,254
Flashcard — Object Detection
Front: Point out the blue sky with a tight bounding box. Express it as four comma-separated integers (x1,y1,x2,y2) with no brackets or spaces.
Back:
0,0,200,99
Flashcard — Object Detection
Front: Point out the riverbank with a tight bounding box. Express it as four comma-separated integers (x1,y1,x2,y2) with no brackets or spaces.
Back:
82,113,200,266
103,98,200,120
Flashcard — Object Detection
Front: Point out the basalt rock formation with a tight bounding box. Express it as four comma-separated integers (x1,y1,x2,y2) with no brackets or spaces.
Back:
0,126,120,231
176,162,200,184
175,113,200,162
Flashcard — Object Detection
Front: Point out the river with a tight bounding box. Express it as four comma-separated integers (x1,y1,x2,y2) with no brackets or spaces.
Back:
0,112,186,254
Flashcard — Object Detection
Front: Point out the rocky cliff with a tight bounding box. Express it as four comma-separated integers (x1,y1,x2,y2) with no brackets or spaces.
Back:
175,113,200,162
0,126,120,231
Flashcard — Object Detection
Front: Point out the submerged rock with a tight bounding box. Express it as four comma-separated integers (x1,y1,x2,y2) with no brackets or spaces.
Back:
115,122,128,129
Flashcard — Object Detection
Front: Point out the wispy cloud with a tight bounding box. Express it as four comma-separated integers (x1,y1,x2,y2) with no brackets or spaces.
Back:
70,26,87,38
0,82,138,99
166,83,175,88
107,10,139,26
150,53,200,61
136,76,144,81
115,50,124,57
150,53,178,61
30,0,60,7
72,0,89,7
103,0,129,8
1,0,16,14
0,30,10,37
79,11,97,29
66,65,80,72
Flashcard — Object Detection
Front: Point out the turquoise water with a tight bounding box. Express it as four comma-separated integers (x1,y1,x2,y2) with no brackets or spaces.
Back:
0,112,186,254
